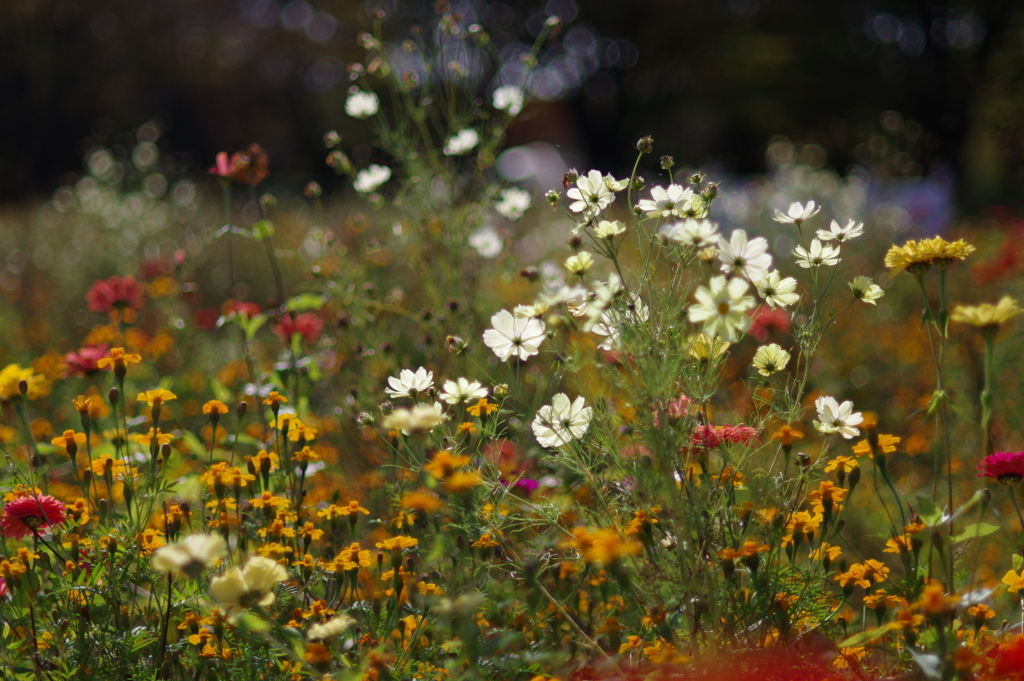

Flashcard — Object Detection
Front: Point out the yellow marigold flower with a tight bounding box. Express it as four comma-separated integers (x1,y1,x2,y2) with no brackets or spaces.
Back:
466,398,498,417
619,635,643,654
967,604,996,620
913,582,958,616
824,455,859,474
342,500,370,516
863,589,903,610
471,533,499,548
249,492,290,510
303,642,332,664
852,434,900,457
298,523,324,541
950,296,1022,330
400,492,443,512
809,543,842,562
96,348,142,374
376,536,418,552
0,364,51,401
417,582,444,596
457,421,477,434
203,400,230,415
71,394,103,418
131,428,174,446
51,430,87,450
642,638,688,666
833,647,867,669
443,471,483,493
1002,569,1024,594
423,450,471,479
771,424,803,446
287,420,317,442
263,391,288,407
884,534,914,554
137,388,177,406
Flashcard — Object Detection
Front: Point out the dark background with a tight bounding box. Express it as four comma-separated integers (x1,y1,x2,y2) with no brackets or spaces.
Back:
2,0,1022,209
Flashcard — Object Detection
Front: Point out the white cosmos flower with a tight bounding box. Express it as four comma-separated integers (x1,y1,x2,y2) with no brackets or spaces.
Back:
532,394,592,448
483,309,547,361
308,615,356,641
592,294,650,351
817,219,864,242
582,274,624,332
772,201,821,225
793,238,841,268
755,270,800,308
209,556,289,612
717,229,773,281
659,219,718,248
492,85,525,115
152,534,227,575
687,275,756,342
345,91,380,119
440,378,488,405
385,367,434,399
637,184,694,218
567,170,614,216
752,343,791,377
443,129,480,156
495,187,531,219
381,402,449,435
593,220,626,239
603,174,629,192
469,226,503,258
813,396,863,439
353,164,391,193
565,252,593,275
849,276,885,305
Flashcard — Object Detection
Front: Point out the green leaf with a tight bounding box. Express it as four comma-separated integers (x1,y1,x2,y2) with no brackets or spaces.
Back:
837,623,894,648
179,430,209,459
235,612,271,633
914,495,944,526
950,522,1000,543
210,378,233,404
244,313,268,341
286,293,325,312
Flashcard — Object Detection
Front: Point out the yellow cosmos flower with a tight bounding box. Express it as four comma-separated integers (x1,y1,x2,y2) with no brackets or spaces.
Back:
884,236,975,278
950,296,1022,330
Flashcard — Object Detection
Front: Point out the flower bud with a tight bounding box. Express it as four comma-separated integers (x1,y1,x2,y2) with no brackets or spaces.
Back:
260,193,277,209
108,387,120,407
18,380,27,397
304,182,322,198
660,155,674,170
635,136,654,154
323,130,341,148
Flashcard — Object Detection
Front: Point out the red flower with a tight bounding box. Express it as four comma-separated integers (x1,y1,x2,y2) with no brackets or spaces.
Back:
991,634,1024,680
692,424,759,449
1,494,67,540
748,306,791,342
274,313,323,346
86,275,145,313
0,578,8,599
229,144,270,186
221,299,262,319
977,451,1024,486
64,345,109,377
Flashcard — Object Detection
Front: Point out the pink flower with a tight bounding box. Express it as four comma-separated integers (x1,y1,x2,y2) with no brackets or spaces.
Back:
977,451,1024,485
86,275,145,313
209,151,231,177
651,393,693,427
692,424,759,449
1,494,66,540
748,307,791,342
221,299,262,319
274,313,323,346
64,345,109,377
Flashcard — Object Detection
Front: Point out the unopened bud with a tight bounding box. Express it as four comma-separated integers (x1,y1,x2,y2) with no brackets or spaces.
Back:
304,182,322,198
323,130,341,148
520,267,540,283
260,193,277,209
635,136,654,154
660,155,674,170
237,401,248,418
18,380,27,397
108,387,120,407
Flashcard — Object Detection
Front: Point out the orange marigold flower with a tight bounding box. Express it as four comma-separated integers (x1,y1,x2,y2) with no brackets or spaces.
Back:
96,348,142,374
852,434,900,457
203,400,230,415
466,398,498,417
51,430,87,450
131,428,174,446
771,424,803,446
376,536,418,552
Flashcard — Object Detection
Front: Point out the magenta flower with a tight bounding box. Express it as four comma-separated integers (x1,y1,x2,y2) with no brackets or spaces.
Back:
64,344,109,377
209,151,231,177
977,451,1024,486
692,424,759,449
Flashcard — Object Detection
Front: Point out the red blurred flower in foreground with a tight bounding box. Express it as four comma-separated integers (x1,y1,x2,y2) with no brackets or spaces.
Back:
86,275,145,314
1,494,67,540
991,635,1024,680
64,345,109,377
275,313,323,346
748,306,791,341
693,423,759,449
222,299,262,318
977,451,1024,486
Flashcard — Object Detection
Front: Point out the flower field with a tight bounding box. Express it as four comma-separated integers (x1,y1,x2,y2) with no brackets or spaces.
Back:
2,7,1024,681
